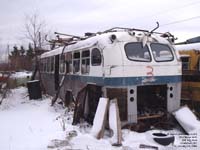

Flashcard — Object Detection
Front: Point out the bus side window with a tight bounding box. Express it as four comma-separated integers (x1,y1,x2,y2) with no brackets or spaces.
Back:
43,59,45,72
65,52,72,74
44,58,47,73
91,48,101,66
59,54,66,74
50,56,54,73
47,57,51,73
81,50,90,74
73,52,80,74
39,59,43,72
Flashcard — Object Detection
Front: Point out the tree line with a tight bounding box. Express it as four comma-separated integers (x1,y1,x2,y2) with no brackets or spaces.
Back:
9,44,35,71
0,12,50,72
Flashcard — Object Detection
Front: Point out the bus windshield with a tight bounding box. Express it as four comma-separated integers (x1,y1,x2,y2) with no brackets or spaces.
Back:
125,42,151,62
150,43,174,62
125,42,174,62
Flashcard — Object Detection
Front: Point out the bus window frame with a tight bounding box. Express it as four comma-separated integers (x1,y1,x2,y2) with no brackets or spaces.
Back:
50,56,55,73
150,43,174,62
59,54,66,74
91,48,102,66
73,51,81,74
47,57,51,73
81,50,90,74
65,52,73,74
124,42,152,62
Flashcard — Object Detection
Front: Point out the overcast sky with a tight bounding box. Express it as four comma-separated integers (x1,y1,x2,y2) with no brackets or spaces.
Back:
0,0,200,49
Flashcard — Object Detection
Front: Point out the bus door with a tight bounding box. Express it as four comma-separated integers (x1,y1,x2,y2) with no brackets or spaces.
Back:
54,55,59,90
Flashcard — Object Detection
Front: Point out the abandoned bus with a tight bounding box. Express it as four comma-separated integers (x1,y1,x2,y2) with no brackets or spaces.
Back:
39,28,182,126
176,43,200,112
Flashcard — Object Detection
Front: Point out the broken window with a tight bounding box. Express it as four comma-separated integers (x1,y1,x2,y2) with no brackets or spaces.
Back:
81,50,90,74
91,48,101,66
125,42,151,62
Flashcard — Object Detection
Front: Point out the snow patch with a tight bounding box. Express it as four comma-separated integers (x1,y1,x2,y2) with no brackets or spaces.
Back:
0,87,65,150
109,99,122,145
1,87,200,150
173,106,200,134
0,87,27,110
10,71,32,79
109,100,118,142
91,97,108,138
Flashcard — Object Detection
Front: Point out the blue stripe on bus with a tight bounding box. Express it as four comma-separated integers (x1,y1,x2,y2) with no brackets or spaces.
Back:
64,75,181,86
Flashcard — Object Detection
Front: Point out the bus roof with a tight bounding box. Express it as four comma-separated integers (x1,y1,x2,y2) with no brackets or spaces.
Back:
41,30,172,59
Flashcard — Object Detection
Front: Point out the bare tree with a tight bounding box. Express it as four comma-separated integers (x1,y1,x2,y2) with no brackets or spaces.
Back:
24,13,47,53
23,13,49,82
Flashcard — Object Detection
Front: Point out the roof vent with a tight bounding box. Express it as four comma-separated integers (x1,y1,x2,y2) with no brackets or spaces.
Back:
109,34,117,43
128,31,135,36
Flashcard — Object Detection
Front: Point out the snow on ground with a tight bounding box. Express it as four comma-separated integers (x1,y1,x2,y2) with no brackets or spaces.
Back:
8,71,32,88
0,87,199,150
0,87,65,150
10,71,32,79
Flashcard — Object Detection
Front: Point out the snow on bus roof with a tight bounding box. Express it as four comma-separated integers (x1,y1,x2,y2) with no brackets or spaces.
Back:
40,33,111,58
62,31,136,53
40,31,170,58
41,32,119,58
175,42,200,51
40,47,63,58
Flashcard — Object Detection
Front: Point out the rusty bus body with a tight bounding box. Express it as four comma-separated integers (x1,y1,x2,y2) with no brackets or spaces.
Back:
39,29,182,126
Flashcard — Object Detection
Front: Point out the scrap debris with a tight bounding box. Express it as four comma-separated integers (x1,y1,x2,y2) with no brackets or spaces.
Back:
139,144,158,150
91,97,122,146
173,106,200,134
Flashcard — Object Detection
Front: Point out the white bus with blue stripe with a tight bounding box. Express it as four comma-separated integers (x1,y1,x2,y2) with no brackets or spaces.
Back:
40,28,182,126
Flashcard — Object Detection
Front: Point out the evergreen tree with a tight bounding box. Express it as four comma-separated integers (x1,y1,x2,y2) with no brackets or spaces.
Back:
8,44,36,71
9,45,20,70
27,43,34,58
10,45,20,57
20,46,25,56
